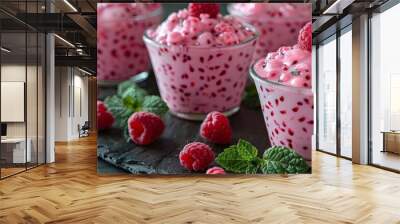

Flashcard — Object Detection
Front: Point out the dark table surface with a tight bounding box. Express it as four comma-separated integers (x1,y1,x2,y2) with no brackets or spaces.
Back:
97,74,270,175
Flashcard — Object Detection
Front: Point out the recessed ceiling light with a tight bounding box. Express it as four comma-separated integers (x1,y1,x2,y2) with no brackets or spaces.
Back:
54,34,75,48
63,0,78,12
1,47,11,53
78,67,92,76
323,0,355,15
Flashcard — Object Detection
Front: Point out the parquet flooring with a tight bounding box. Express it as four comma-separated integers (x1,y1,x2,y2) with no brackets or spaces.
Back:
0,135,400,224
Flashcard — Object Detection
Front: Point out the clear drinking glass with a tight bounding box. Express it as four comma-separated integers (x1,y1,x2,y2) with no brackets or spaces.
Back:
250,59,314,161
97,4,162,86
143,24,258,120
228,3,311,63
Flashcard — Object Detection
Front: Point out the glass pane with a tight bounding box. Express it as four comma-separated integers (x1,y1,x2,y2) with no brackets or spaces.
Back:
317,36,337,154
1,31,27,177
38,33,45,165
312,45,317,150
27,31,38,169
339,28,352,158
371,4,400,171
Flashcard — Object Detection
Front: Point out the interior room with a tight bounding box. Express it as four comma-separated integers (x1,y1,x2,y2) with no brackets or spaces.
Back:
370,2,400,171
0,14,46,178
0,0,399,223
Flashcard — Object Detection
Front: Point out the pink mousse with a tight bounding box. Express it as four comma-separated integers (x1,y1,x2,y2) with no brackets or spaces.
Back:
147,9,256,47
97,3,161,82
97,3,160,19
229,3,309,20
228,3,311,62
144,6,258,116
256,45,312,88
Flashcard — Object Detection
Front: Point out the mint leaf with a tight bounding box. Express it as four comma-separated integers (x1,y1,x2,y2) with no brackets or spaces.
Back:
117,80,138,96
261,146,310,174
104,95,134,129
121,87,147,109
141,96,168,116
107,83,168,143
215,139,262,174
242,84,260,109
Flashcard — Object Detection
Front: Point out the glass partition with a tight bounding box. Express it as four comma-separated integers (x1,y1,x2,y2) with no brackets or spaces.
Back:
0,1,46,179
339,27,352,158
1,30,28,177
370,3,400,171
317,35,337,154
27,30,38,169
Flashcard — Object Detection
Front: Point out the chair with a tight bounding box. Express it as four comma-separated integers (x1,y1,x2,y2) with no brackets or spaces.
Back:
78,121,90,138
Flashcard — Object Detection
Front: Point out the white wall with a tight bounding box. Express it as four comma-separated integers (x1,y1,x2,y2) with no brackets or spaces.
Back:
54,67,89,141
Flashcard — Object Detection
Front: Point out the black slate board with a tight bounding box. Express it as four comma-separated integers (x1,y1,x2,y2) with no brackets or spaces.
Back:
97,74,270,174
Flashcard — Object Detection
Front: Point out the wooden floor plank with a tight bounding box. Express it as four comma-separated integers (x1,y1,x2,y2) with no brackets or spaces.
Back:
0,135,399,224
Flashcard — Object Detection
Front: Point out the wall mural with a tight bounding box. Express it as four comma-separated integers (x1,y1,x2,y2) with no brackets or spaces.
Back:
97,3,313,175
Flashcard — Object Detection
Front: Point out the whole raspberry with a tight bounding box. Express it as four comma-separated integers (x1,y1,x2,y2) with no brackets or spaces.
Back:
206,167,226,175
188,3,220,19
97,101,114,130
200,111,232,144
128,112,165,145
298,22,312,51
179,142,215,172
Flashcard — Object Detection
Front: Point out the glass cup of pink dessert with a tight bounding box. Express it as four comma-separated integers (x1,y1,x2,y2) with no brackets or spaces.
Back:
143,3,258,120
228,3,311,62
97,3,162,86
250,23,313,161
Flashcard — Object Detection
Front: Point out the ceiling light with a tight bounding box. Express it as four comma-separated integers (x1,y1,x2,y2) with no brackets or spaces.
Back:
54,34,75,48
78,67,92,76
323,0,355,15
63,0,78,12
1,47,11,53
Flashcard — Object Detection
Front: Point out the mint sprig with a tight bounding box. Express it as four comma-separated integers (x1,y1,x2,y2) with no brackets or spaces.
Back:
215,140,310,174
104,95,134,129
215,139,262,174
261,146,310,174
104,81,168,142
141,95,169,116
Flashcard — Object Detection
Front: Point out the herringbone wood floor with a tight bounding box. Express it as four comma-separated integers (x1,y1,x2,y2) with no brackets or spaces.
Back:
0,135,400,224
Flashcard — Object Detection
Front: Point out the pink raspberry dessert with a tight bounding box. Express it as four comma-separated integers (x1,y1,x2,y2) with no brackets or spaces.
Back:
250,23,313,161
228,3,311,62
143,3,258,120
97,3,162,84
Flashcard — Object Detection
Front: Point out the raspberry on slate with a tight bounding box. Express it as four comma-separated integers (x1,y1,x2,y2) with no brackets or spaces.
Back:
200,111,232,144
188,3,220,19
128,111,165,145
179,142,215,172
206,166,226,175
298,22,312,51
97,101,114,130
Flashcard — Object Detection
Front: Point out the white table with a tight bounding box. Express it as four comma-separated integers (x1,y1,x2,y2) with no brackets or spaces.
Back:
1,138,31,163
